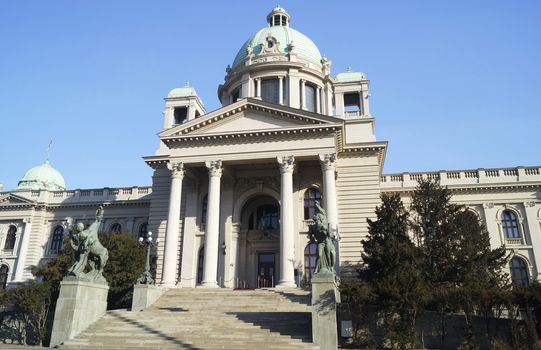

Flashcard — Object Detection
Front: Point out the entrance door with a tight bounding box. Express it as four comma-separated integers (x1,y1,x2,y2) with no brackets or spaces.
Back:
257,253,275,288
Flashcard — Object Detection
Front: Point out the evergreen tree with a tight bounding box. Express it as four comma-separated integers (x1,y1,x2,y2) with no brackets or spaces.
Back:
360,193,428,349
411,179,509,348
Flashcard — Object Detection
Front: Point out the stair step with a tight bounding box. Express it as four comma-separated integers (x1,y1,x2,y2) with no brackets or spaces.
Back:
59,288,318,350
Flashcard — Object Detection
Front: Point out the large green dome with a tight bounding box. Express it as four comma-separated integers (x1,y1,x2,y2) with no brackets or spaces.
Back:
232,8,322,69
16,161,66,191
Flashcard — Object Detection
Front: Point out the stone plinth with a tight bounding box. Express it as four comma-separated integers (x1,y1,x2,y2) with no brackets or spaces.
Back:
131,284,165,311
311,273,339,350
50,278,109,348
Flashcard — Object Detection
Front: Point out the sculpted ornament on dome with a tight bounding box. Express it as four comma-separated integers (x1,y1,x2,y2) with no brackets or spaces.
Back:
288,40,295,52
261,34,280,54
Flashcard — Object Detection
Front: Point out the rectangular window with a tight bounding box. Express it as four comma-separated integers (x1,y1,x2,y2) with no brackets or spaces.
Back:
261,79,279,104
231,87,240,103
305,84,316,112
344,92,361,117
174,107,188,124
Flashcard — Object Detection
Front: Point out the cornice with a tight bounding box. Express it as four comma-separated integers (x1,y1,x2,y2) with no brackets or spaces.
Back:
383,183,541,195
162,124,340,146
46,200,151,211
339,141,388,169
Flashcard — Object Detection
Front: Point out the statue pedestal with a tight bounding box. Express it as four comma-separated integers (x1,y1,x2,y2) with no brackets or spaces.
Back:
50,278,109,348
311,272,339,350
131,284,165,311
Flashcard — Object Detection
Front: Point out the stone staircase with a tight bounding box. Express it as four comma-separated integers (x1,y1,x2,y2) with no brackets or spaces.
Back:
59,288,318,350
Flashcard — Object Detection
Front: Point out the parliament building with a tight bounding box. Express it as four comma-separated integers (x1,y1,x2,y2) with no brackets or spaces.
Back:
1,7,540,291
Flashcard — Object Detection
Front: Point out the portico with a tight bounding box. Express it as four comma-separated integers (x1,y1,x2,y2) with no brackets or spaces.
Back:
155,148,340,289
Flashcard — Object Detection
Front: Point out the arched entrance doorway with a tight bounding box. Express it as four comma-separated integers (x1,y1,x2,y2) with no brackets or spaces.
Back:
237,195,280,288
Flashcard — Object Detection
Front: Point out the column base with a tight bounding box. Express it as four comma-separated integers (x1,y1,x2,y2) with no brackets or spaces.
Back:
198,281,219,288
160,282,177,288
275,281,297,289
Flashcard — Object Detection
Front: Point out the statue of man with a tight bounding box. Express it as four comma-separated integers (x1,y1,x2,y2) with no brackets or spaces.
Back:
309,203,336,274
67,206,109,283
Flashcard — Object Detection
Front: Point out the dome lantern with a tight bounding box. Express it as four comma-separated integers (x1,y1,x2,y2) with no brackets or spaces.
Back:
267,6,290,27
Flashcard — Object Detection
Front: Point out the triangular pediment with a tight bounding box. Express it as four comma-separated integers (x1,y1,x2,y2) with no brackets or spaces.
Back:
159,98,341,138
190,110,306,134
0,193,36,207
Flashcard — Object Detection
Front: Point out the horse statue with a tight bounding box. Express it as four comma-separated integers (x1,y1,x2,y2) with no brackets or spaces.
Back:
67,206,109,283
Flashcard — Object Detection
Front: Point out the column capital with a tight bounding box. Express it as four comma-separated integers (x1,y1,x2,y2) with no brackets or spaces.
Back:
167,161,184,178
277,156,295,174
319,153,337,171
23,217,32,224
205,160,223,178
300,79,306,84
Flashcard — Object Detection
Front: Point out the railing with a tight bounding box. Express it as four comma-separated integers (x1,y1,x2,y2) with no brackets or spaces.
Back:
381,166,541,188
505,237,523,245
344,110,361,117
13,186,152,203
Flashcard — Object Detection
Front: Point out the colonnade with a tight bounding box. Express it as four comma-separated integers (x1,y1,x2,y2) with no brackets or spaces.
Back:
160,154,338,288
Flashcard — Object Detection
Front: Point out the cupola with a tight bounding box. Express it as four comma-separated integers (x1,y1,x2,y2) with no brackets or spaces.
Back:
15,160,66,191
163,83,206,129
266,6,290,27
333,67,371,118
218,7,334,115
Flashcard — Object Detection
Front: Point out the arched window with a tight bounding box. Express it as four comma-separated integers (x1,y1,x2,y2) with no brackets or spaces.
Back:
304,188,322,220
256,204,279,230
502,210,520,238
304,243,317,283
0,265,8,290
139,222,148,239
4,226,17,250
510,257,529,286
110,223,122,233
197,247,204,284
201,194,208,225
50,226,64,252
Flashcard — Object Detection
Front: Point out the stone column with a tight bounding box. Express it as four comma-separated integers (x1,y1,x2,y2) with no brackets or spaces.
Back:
300,79,306,110
320,154,339,273
362,85,371,116
277,156,296,288
278,76,284,105
256,78,261,98
316,86,322,114
320,154,338,229
201,160,223,288
161,162,184,287
13,218,32,282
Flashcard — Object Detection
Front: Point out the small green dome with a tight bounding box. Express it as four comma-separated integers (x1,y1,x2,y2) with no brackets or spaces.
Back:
232,8,322,69
336,68,366,82
167,83,197,98
16,161,66,191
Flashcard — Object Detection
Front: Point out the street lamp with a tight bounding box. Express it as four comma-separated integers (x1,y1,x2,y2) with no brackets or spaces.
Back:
137,231,159,285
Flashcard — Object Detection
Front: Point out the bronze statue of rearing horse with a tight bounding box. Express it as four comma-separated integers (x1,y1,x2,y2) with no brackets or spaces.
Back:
67,206,109,283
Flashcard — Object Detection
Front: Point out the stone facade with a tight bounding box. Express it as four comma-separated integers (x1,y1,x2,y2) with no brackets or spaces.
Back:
0,7,540,290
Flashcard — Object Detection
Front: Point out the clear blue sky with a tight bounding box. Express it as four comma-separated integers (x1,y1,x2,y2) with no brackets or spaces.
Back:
1,1,539,190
